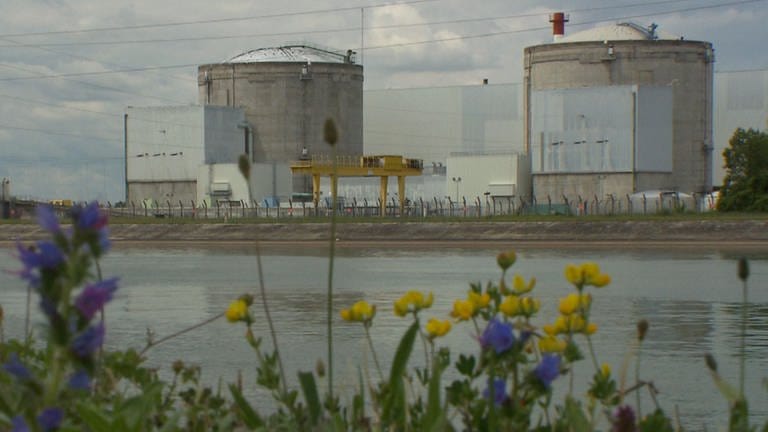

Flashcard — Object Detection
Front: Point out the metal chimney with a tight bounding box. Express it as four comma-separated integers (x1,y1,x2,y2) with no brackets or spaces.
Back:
549,12,569,41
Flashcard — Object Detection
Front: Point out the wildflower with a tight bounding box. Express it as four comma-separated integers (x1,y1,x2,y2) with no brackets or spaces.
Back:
558,293,591,316
564,262,611,288
3,354,32,380
74,278,119,320
37,407,63,432
499,296,520,317
71,322,105,358
519,297,540,316
637,319,649,341
36,205,60,233
496,251,516,271
340,300,376,323
425,318,452,339
512,274,536,294
586,322,598,335
450,299,474,321
534,354,561,388
601,363,611,379
538,335,567,353
611,405,636,432
483,378,507,406
11,416,29,432
16,241,65,274
479,318,516,354
68,370,91,390
73,201,108,231
393,291,433,317
226,299,249,323
468,291,490,310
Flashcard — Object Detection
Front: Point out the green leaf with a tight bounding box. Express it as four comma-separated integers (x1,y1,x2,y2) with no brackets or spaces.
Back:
382,321,419,427
298,371,322,425
562,396,591,432
229,383,264,429
76,402,112,431
422,354,447,431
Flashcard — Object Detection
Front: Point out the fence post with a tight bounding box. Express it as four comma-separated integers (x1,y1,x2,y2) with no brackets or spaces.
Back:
142,201,147,217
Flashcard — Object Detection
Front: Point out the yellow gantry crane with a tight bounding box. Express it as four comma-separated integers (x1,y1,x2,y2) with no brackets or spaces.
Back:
290,155,423,216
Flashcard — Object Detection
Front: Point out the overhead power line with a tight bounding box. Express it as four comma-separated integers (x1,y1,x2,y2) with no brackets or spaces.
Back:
0,0,441,38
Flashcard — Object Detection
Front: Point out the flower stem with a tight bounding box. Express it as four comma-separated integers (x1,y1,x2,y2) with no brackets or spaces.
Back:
635,344,642,419
364,325,383,381
740,278,747,397
327,147,339,399
585,335,599,373
254,241,288,395
140,312,224,356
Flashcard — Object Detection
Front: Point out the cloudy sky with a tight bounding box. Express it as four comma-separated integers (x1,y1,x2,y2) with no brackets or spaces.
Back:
0,0,765,202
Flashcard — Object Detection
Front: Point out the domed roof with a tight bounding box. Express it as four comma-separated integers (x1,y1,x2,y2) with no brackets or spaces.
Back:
558,22,680,43
225,45,354,64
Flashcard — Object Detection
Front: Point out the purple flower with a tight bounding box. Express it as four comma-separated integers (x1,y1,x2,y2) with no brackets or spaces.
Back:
68,369,91,390
482,378,506,406
71,322,105,358
3,354,31,380
37,407,63,432
611,405,637,432
73,202,107,231
36,205,60,233
479,318,516,354
11,416,29,432
534,354,561,388
74,278,119,320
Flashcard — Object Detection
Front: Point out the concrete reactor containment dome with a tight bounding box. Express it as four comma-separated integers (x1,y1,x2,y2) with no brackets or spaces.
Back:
525,14,714,203
197,45,363,166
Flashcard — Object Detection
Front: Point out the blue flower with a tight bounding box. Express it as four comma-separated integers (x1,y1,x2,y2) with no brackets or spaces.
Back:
37,407,63,432
534,354,561,388
11,416,29,432
482,378,506,406
73,201,107,230
68,370,91,391
479,318,516,354
71,322,104,358
16,241,65,277
3,354,31,380
74,278,119,320
36,205,60,233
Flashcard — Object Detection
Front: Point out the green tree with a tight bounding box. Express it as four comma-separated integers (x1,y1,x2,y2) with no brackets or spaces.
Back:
717,128,768,211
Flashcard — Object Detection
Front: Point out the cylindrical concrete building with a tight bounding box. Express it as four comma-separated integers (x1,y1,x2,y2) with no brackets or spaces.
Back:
525,20,714,201
198,45,363,165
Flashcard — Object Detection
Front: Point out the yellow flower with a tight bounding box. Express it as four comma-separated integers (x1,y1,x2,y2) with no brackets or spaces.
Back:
341,300,376,322
450,299,474,321
559,294,580,315
225,299,249,323
499,295,520,317
600,363,611,378
394,291,433,317
564,262,611,288
520,297,540,316
425,318,452,339
513,274,536,295
497,251,516,271
539,335,567,353
586,322,598,335
468,291,490,310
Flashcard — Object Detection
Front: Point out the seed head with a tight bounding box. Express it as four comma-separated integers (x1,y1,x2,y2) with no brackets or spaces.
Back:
323,119,338,146
637,319,649,342
738,258,749,281
705,353,718,372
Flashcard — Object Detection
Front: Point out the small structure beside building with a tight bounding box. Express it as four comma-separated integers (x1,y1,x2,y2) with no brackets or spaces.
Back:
446,152,530,211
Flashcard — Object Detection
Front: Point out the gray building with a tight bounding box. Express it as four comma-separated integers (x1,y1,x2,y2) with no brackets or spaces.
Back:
525,22,714,201
197,45,363,195
125,105,247,205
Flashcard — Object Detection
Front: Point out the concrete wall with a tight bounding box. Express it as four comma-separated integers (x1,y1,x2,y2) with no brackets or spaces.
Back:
525,40,714,198
196,162,292,206
364,83,524,164
446,153,530,202
127,181,196,207
198,62,363,166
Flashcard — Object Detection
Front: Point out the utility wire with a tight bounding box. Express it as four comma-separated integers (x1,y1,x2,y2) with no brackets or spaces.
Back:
0,0,442,38
0,0,712,48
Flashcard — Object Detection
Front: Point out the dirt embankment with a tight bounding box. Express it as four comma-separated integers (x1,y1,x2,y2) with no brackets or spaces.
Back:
0,220,766,245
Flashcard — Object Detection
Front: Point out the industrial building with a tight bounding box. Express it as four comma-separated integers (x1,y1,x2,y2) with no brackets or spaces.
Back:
525,15,714,201
197,45,363,195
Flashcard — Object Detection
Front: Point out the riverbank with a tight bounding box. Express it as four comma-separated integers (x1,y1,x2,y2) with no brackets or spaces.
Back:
1,219,766,244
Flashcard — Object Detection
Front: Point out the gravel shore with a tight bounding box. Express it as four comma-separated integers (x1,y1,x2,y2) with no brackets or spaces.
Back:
1,220,766,245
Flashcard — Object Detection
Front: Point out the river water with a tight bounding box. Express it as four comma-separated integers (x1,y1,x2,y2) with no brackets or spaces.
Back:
1,242,767,429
